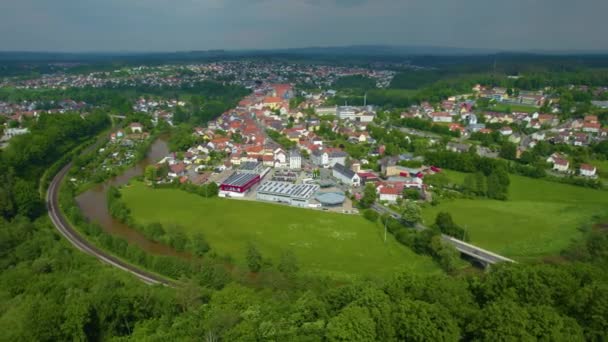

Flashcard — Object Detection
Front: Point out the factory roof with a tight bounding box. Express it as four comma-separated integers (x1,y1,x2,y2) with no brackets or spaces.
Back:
221,172,259,187
257,181,319,200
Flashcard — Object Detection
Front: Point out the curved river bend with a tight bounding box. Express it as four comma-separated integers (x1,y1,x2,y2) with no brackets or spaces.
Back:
76,137,184,257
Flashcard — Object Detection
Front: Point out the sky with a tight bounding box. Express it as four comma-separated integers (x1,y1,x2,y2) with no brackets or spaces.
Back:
1,0,607,52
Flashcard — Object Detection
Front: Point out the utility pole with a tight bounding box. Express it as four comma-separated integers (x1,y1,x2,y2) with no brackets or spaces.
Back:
384,216,387,243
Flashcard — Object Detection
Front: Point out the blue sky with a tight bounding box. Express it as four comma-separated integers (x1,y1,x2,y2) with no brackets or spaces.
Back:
1,0,606,52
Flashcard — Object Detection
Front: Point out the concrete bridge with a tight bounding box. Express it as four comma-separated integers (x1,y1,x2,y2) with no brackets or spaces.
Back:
442,235,515,267
371,204,515,267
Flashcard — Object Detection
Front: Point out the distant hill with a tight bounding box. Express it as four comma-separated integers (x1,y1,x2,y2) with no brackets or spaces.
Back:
0,45,606,63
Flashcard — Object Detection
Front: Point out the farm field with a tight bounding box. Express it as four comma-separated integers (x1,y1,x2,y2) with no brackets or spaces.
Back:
121,182,440,280
423,170,608,260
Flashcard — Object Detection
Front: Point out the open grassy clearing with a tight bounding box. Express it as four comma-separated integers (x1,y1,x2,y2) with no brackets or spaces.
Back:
121,182,440,280
590,159,608,179
423,170,608,260
490,102,539,113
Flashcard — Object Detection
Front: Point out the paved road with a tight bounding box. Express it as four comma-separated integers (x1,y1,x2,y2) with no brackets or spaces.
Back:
371,204,515,265
46,147,174,286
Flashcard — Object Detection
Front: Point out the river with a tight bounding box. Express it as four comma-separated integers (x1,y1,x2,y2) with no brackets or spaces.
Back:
76,137,186,257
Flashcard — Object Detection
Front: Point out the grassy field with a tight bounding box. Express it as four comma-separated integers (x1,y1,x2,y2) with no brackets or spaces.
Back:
590,159,608,179
121,182,440,280
423,170,608,260
490,103,538,113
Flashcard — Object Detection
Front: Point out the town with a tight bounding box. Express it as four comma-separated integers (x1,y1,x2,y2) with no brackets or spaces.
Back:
84,78,607,213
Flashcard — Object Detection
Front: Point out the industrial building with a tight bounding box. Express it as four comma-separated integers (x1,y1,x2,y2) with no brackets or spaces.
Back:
219,173,260,197
219,161,267,197
256,181,320,207
337,105,376,122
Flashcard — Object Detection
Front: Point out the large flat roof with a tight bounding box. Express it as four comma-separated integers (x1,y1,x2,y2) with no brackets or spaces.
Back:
257,181,319,200
222,172,259,187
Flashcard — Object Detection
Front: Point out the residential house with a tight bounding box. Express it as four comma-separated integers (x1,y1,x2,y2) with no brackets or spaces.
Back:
312,149,347,168
446,142,471,154
546,153,566,164
584,115,598,124
573,133,589,146
499,127,513,136
579,164,597,177
582,122,601,133
378,185,401,203
289,150,302,169
468,123,486,133
552,158,570,172
332,163,361,187
531,131,546,141
509,133,523,144
274,148,288,168
168,162,187,178
129,122,144,133
380,156,400,176
430,112,452,123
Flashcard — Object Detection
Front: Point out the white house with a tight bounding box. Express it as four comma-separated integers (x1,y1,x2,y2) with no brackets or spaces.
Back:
274,148,287,168
129,122,144,133
430,112,452,123
289,150,302,169
312,149,348,168
552,158,570,172
499,127,513,136
532,131,546,141
332,163,361,187
580,164,597,177
378,186,401,203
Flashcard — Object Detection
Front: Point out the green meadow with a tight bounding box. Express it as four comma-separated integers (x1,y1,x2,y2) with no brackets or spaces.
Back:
423,170,608,260
121,182,440,280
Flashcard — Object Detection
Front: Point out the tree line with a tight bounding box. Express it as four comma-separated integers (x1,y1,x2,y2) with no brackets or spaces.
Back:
0,112,110,220
3,210,607,341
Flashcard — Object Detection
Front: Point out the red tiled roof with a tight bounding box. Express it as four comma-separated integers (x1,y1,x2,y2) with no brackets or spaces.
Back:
264,96,282,104
170,163,186,174
583,122,601,129
379,186,401,195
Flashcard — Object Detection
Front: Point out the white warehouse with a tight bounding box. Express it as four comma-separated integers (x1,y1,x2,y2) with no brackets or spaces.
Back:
256,181,320,207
